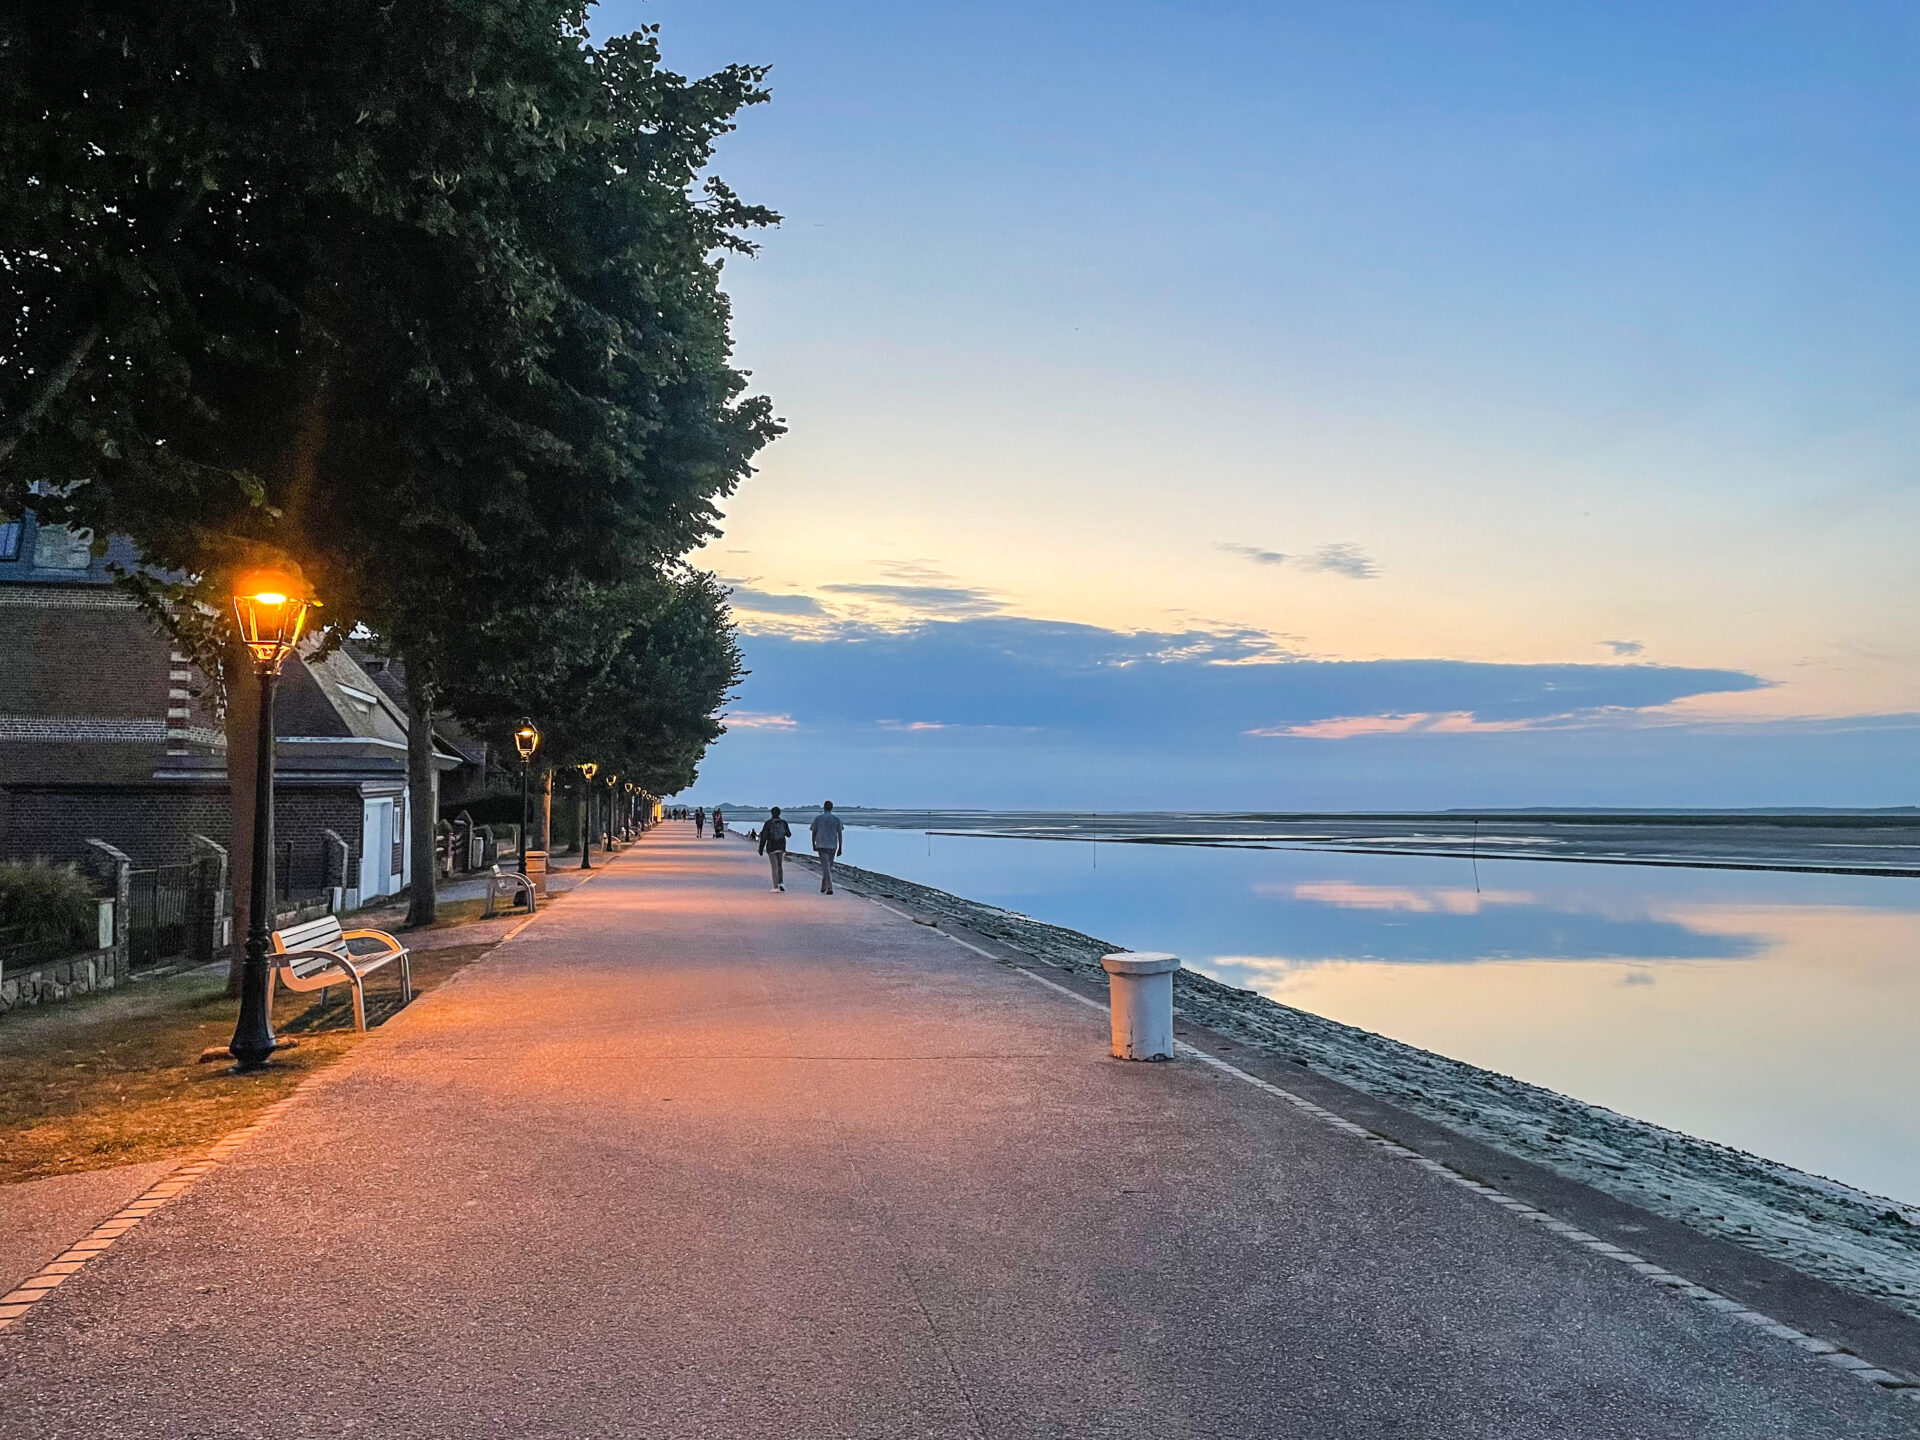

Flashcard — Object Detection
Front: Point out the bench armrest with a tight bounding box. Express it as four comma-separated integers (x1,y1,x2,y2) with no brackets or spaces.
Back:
274,947,353,975
339,929,408,958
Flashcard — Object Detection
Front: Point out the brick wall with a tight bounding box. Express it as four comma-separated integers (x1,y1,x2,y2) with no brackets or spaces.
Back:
0,784,365,894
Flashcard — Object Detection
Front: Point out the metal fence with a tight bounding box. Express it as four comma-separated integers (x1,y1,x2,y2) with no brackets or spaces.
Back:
128,863,193,970
0,923,73,972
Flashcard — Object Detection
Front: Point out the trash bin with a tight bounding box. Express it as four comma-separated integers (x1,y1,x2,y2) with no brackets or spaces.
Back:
1100,952,1180,1060
524,850,549,898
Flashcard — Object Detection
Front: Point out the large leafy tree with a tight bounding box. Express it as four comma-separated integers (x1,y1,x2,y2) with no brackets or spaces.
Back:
2,3,776,934
440,568,744,830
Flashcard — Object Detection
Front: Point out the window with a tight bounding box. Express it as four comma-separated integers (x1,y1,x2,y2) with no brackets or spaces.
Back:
32,523,92,571
0,518,19,562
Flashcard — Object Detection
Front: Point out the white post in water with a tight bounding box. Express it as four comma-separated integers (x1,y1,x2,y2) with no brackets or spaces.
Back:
1100,952,1180,1060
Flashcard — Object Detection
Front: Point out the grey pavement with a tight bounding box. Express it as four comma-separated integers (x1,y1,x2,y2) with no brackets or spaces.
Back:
0,1160,179,1297
0,823,1912,1438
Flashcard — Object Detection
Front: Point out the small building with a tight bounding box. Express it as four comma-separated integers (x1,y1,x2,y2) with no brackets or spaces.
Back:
0,511,471,919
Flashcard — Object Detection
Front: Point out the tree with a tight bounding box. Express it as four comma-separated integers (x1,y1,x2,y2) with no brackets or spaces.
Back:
4,3,778,937
438,568,744,814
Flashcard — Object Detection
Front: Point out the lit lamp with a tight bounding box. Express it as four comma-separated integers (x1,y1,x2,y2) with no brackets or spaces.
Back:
512,721,540,880
578,762,598,869
228,568,317,1073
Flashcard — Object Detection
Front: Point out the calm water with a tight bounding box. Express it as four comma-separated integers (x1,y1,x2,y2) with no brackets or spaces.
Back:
841,826,1920,1206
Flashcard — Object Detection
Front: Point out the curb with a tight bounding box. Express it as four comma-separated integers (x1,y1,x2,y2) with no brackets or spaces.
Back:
869,894,1920,1404
0,844,637,1339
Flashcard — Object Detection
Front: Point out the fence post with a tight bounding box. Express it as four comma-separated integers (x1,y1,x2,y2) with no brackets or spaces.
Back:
82,839,133,988
188,834,230,964
321,828,351,913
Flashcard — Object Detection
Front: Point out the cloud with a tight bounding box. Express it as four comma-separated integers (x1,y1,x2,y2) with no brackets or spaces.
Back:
1215,543,1289,566
1604,640,1646,657
1215,540,1379,579
727,614,1767,742
818,583,1004,616
1297,542,1379,579
727,587,826,617
1264,710,1583,738
722,711,799,730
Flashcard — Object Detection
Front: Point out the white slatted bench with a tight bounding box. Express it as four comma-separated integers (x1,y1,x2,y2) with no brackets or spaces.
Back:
483,864,536,918
270,915,412,1032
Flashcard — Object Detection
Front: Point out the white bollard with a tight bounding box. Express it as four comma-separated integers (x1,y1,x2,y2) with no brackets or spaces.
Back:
1100,952,1180,1060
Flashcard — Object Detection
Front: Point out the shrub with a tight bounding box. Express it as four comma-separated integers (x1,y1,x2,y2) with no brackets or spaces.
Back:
0,859,101,949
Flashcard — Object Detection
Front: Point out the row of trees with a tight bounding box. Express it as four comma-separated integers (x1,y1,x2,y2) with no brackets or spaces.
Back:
1,2,775,932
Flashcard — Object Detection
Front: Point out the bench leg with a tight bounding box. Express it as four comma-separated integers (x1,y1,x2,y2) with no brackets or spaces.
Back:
399,954,413,1005
350,973,368,1032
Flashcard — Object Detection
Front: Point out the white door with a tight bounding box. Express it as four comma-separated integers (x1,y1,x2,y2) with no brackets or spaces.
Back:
376,801,395,895
361,800,395,899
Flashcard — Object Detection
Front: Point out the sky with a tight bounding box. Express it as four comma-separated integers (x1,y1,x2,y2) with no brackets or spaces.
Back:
599,1,1919,808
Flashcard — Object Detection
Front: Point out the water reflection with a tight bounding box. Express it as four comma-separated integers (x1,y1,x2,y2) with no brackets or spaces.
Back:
844,826,1920,1204
1242,879,1760,963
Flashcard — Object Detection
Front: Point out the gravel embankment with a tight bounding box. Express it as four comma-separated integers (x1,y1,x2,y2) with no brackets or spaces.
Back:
820,855,1920,1324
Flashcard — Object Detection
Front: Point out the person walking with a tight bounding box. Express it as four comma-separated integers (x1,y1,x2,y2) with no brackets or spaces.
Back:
810,801,845,895
712,808,725,838
758,807,791,891
694,806,705,835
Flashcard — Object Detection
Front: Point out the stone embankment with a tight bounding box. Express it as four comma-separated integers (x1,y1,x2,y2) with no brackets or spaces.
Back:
824,857,1920,1323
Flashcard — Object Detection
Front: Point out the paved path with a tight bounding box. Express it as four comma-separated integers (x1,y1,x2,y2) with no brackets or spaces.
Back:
1,825,1911,1438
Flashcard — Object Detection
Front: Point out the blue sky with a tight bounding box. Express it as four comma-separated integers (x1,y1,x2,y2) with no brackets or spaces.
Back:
596,2,1919,807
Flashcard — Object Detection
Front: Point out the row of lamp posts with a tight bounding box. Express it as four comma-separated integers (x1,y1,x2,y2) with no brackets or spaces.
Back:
224,570,655,1074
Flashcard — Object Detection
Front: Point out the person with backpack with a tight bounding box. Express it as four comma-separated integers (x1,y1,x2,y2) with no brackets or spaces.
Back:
758,807,792,891
810,801,845,895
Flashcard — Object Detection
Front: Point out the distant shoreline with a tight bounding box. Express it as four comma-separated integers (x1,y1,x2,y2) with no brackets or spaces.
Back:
717,807,1920,878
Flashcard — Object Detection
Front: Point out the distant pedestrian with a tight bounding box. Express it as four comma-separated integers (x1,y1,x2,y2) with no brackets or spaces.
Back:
758,807,791,891
694,806,705,835
712,808,725,838
811,801,845,894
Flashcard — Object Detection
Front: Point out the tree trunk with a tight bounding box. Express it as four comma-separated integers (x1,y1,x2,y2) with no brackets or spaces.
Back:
223,652,262,997
405,666,438,928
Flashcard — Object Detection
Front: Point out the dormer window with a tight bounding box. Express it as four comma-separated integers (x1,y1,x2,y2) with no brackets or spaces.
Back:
32,523,91,571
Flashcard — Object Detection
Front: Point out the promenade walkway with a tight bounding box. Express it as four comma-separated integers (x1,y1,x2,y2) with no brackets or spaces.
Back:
0,825,1909,1438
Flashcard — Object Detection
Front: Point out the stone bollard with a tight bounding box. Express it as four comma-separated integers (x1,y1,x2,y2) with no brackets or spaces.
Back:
1100,952,1180,1060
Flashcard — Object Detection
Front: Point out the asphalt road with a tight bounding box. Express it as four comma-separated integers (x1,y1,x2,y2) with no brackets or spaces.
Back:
1,824,1911,1438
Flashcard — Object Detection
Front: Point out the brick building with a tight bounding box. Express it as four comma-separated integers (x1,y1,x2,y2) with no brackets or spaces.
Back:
0,511,470,908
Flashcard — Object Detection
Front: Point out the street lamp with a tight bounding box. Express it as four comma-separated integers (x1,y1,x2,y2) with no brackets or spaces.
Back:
512,721,540,878
578,762,598,869
606,773,620,848
228,568,316,1073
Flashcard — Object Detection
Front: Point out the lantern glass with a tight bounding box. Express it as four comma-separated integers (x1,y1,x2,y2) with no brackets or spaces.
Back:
231,569,314,672
580,761,598,782
513,722,541,761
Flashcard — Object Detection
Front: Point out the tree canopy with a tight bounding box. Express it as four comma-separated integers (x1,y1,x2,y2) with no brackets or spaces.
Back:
2,1,773,853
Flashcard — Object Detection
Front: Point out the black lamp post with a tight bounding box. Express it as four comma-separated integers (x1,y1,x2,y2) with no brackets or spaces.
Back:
578,762,598,869
513,721,540,876
228,569,316,1074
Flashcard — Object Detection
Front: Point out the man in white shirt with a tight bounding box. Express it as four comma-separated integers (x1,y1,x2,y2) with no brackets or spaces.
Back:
810,802,845,894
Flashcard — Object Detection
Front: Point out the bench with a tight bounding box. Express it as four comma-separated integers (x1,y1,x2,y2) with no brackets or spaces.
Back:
483,864,536,918
270,915,412,1032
